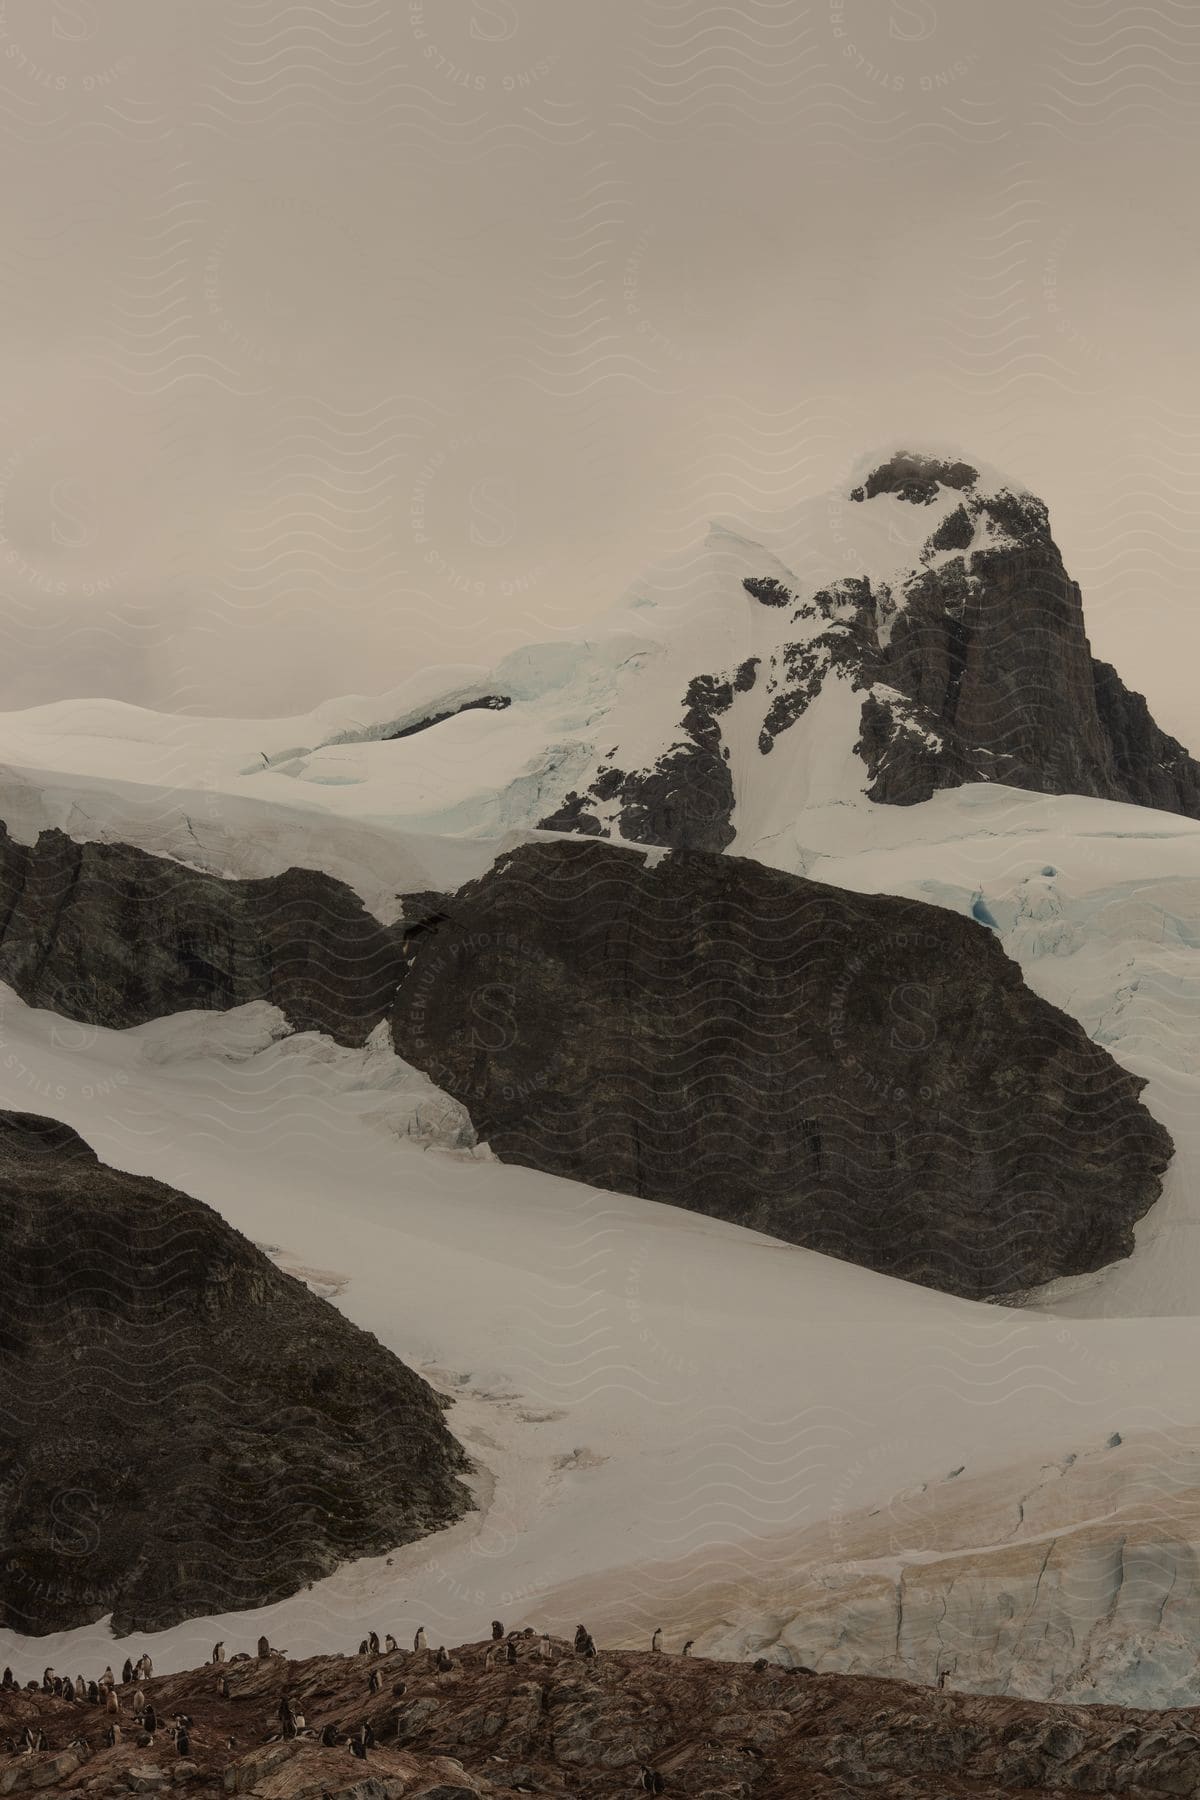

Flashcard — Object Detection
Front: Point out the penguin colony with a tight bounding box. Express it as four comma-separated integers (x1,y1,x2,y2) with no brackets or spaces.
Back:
0,1623,828,1783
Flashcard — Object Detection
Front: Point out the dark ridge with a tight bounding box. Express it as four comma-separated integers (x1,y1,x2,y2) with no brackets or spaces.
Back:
383,695,511,741
742,575,794,606
0,824,405,1047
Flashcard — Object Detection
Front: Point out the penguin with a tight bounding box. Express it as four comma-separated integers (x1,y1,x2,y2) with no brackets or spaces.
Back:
367,1631,380,1657
412,1628,426,1653
105,1689,120,1715
104,1723,120,1748
42,1667,54,1693
101,1665,115,1688
319,1724,339,1748
0,1667,12,1690
34,1732,47,1754
256,1636,270,1660
753,1658,769,1672
350,1733,367,1761
176,1729,190,1758
368,1670,381,1694
435,1647,452,1674
573,1625,588,1653
681,1640,695,1658
20,1725,36,1754
75,1677,86,1701
483,1645,497,1671
142,1656,154,1681
217,1676,229,1700
362,1723,376,1750
651,1628,663,1653
211,1642,225,1665
358,1639,368,1656
143,1705,158,1737
936,1668,949,1691
87,1682,101,1706
582,1635,597,1659
122,1658,134,1685
53,1677,63,1697
384,1634,397,1654
491,1620,505,1641
391,1682,407,1699
505,1640,518,1665
133,1690,146,1718
539,1635,552,1661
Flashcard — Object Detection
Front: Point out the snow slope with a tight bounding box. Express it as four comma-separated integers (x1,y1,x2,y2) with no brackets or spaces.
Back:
0,453,1047,880
1,992,1199,1703
0,452,1198,1701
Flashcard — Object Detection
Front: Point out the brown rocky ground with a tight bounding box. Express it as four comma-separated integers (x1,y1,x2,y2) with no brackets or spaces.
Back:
3,1637,1200,1799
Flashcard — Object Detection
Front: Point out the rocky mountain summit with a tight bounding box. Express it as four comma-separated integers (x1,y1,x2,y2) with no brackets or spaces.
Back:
0,1112,472,1636
535,450,1200,847
0,452,1192,868
390,838,1172,1298
4,1637,1200,1798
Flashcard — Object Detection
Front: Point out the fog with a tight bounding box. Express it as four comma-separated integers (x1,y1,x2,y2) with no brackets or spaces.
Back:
1,0,1197,742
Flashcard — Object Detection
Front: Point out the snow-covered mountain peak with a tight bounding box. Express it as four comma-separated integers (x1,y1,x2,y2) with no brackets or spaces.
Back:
0,454,1194,868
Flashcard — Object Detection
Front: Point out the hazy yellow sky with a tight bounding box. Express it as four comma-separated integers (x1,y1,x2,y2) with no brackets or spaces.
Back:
0,0,1197,743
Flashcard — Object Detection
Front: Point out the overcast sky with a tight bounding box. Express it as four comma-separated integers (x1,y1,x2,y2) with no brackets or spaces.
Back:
0,0,1197,741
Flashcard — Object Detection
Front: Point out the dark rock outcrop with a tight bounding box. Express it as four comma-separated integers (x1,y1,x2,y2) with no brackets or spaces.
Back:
1092,657,1200,818
0,1112,471,1635
6,1640,1200,1799
544,452,1200,846
384,695,511,741
851,450,979,504
390,838,1171,1299
0,825,404,1046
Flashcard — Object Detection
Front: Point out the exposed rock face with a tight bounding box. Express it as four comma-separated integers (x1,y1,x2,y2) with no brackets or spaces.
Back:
389,838,1172,1299
384,695,511,741
1091,657,1200,818
851,450,980,503
0,826,404,1046
856,469,1177,809
0,1112,471,1636
6,1640,1200,1798
540,667,740,853
538,451,1200,846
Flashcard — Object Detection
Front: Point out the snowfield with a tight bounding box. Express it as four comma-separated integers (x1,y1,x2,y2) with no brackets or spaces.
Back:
1,989,1200,1703
1,454,1199,1702
0,772,1198,1700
